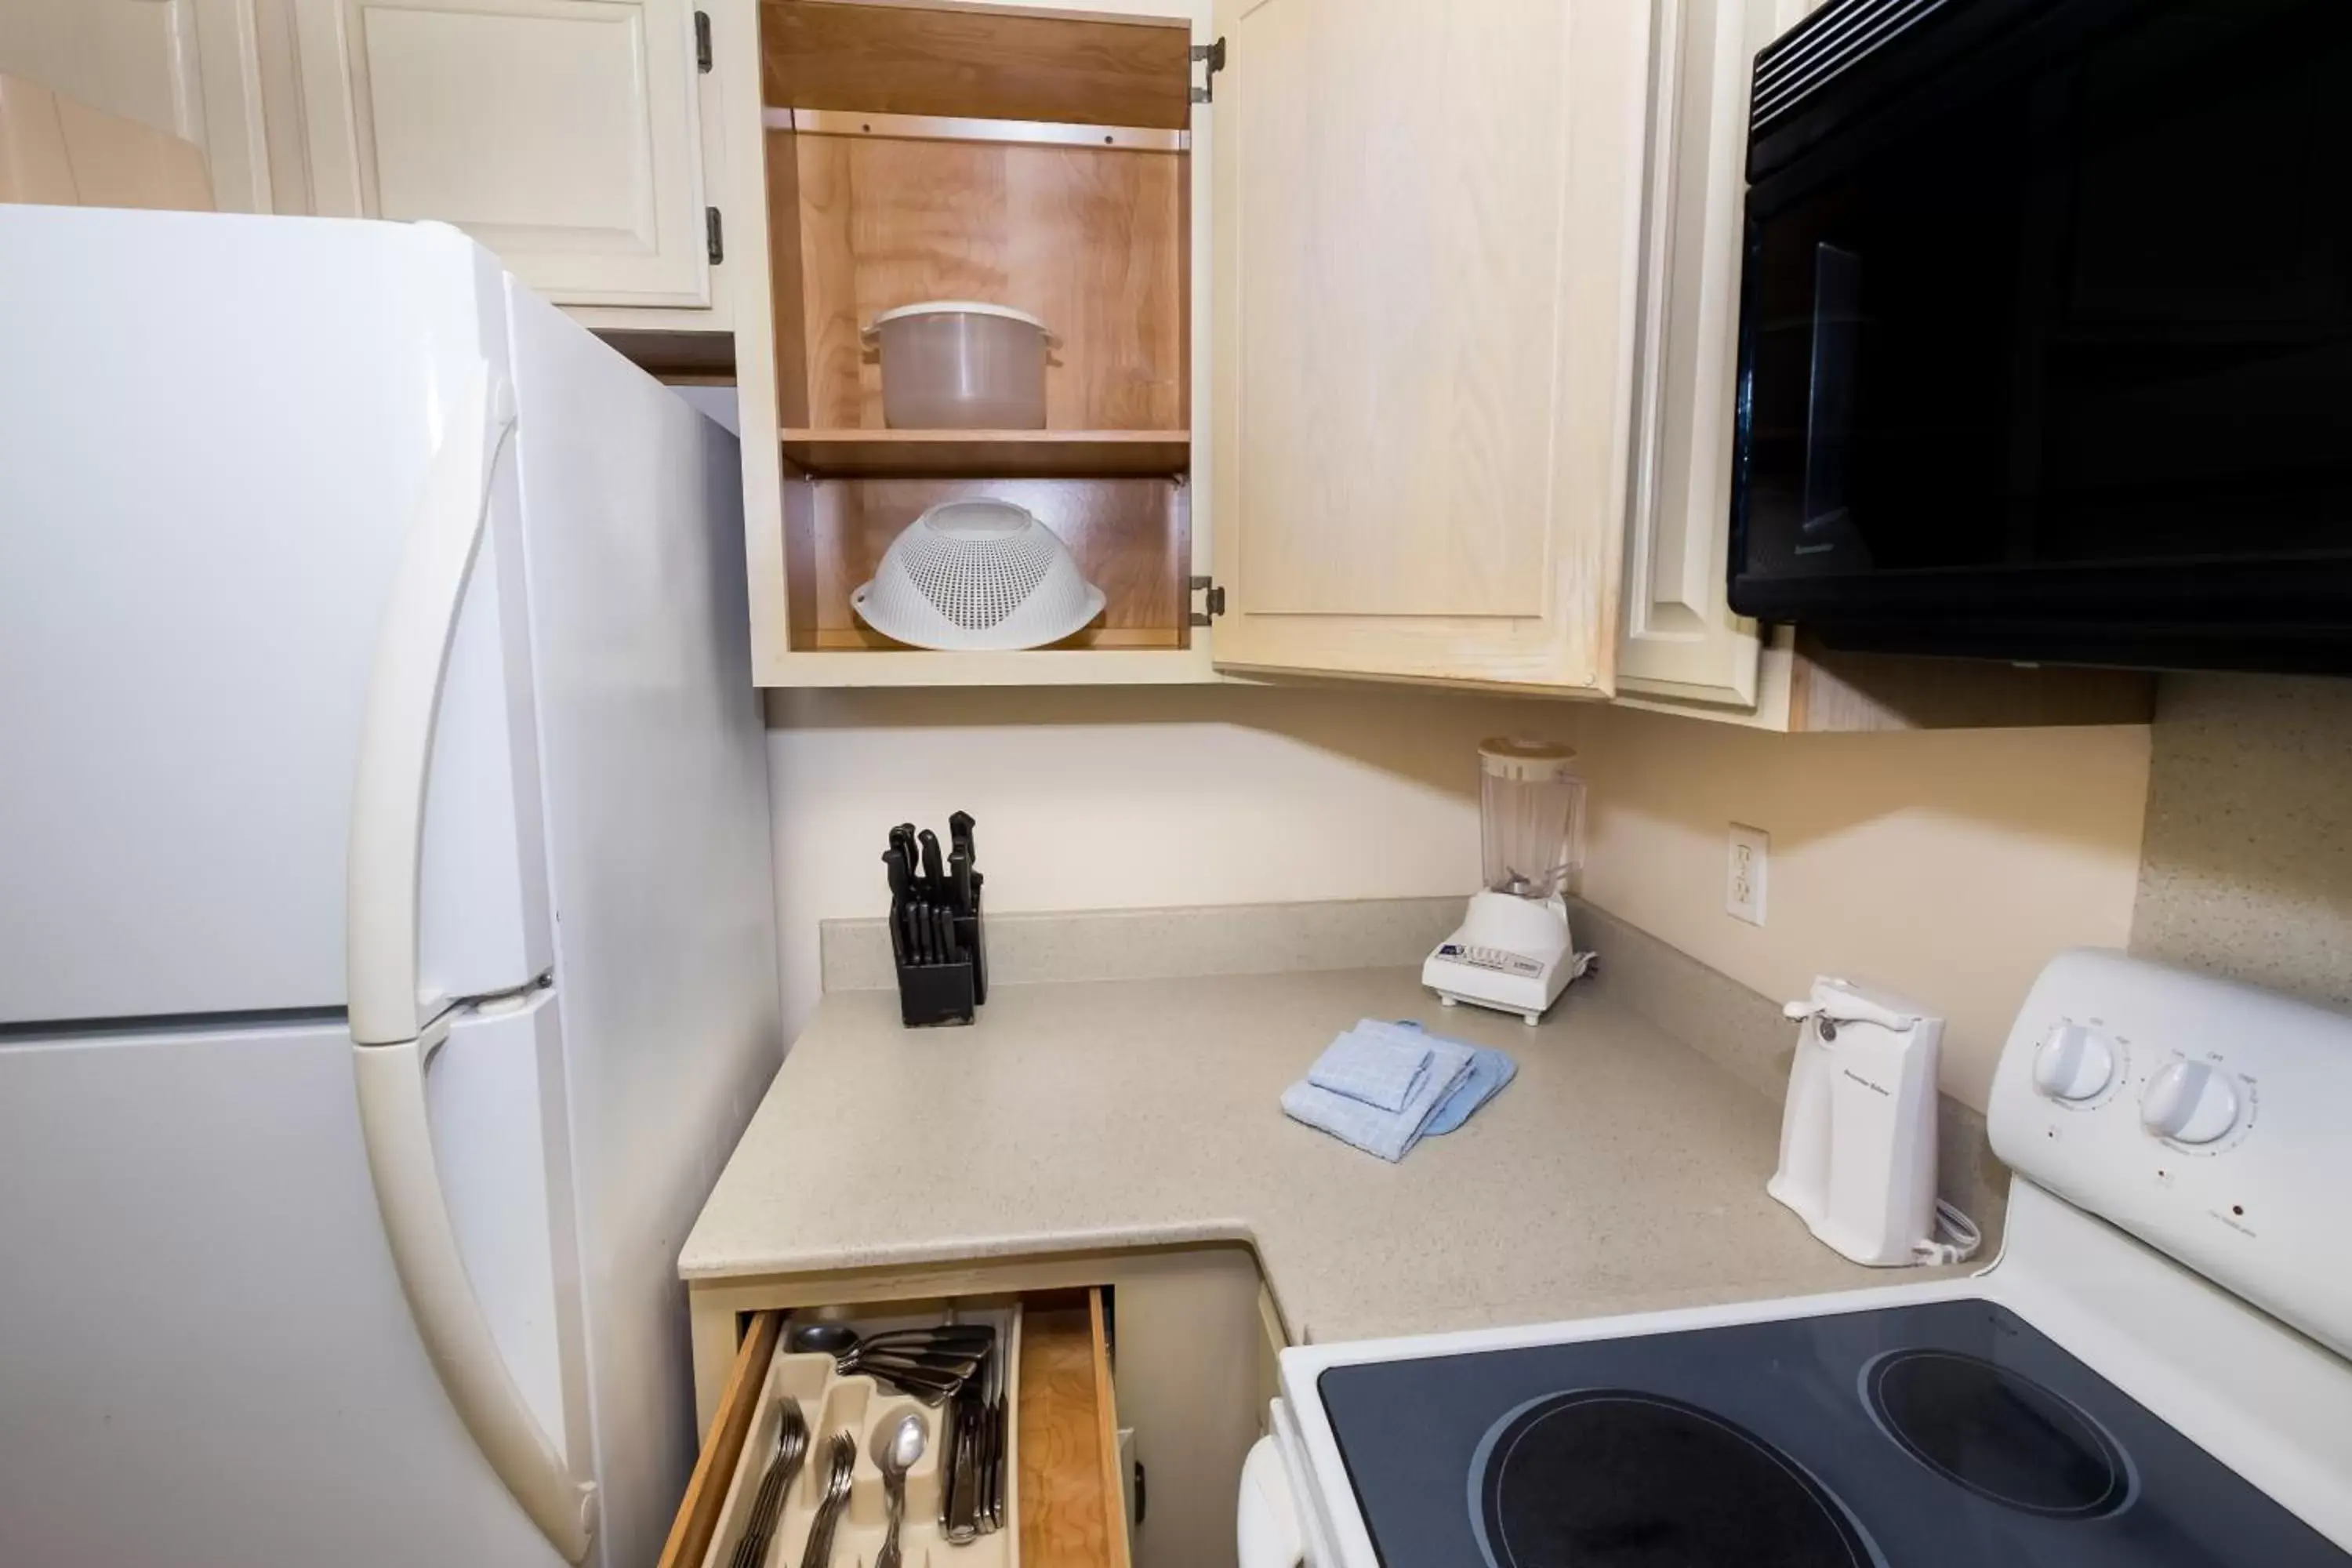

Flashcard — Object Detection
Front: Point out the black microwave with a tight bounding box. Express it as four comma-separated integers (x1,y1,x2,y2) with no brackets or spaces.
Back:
1730,0,2352,673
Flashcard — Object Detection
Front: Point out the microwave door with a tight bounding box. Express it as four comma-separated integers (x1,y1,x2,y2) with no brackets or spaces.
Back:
1799,242,1868,572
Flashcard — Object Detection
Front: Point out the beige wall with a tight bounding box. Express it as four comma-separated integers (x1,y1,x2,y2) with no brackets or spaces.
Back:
765,684,1557,1034
1573,704,2150,1109
767,688,2153,1109
2133,673,2352,1009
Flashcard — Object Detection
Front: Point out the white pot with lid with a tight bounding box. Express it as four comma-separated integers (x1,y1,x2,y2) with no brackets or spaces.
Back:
861,301,1057,430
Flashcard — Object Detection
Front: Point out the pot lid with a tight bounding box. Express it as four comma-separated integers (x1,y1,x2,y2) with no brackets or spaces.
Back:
867,299,1049,332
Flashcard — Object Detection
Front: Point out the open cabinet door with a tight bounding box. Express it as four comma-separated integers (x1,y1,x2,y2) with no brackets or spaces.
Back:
1207,0,1654,692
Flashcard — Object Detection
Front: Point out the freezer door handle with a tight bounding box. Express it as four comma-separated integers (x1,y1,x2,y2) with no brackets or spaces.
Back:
1237,1429,1305,1568
345,365,595,1559
346,361,515,1047
354,1025,598,1561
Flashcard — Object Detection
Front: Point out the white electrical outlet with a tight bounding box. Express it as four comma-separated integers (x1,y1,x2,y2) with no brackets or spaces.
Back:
1726,824,1769,925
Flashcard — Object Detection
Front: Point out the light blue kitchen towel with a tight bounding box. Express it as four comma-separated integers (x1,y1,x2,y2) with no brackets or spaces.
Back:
1305,1019,1438,1112
1396,1021,1518,1135
1279,1026,1475,1163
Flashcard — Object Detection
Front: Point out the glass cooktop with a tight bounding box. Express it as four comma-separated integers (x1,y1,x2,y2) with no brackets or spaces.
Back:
1316,1300,2347,1567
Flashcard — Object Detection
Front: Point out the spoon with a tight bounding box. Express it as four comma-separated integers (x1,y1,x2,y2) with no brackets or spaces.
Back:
872,1410,928,1568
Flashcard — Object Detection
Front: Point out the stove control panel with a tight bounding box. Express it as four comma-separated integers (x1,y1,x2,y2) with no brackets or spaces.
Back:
1989,948,2352,1361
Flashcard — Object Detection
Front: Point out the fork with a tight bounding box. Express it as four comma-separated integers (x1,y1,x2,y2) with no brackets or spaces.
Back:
797,1431,857,1568
730,1399,809,1568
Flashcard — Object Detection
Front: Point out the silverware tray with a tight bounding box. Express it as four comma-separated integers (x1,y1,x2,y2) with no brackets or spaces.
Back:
698,1302,1023,1568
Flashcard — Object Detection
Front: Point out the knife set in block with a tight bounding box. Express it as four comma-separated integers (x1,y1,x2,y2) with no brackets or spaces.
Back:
885,811,989,1027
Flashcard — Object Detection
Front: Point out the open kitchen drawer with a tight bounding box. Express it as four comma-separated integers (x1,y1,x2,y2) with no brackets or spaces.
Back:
659,1290,1129,1568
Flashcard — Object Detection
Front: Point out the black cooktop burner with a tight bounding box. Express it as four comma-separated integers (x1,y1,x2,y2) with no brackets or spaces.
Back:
1316,1299,2350,1568
1474,1389,1873,1567
1861,1349,2132,1519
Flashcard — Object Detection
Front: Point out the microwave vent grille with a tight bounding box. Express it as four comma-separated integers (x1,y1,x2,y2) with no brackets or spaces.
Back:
1751,0,1955,134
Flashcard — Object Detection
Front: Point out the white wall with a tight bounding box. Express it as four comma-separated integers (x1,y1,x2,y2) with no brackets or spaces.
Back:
767,687,2153,1109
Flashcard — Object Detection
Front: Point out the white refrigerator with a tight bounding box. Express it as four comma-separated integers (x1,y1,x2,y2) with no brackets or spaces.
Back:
0,206,783,1568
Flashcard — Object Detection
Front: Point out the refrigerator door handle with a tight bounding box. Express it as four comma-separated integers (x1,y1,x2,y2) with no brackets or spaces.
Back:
347,358,516,1047
355,1021,598,1562
345,365,596,1560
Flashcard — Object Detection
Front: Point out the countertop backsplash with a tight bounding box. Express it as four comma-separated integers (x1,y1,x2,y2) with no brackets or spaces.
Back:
2133,673,2352,1011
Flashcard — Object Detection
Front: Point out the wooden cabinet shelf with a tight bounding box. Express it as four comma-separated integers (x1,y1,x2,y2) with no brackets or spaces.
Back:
779,428,1189,479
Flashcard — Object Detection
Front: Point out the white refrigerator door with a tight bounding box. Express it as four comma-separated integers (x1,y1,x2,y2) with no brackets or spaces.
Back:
0,206,551,1026
0,997,580,1568
503,282,783,1568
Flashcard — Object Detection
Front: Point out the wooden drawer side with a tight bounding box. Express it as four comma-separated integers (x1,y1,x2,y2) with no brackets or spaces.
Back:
1018,1288,1131,1568
659,1308,784,1568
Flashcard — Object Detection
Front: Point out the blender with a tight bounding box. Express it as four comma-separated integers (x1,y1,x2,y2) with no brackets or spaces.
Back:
1422,739,1591,1023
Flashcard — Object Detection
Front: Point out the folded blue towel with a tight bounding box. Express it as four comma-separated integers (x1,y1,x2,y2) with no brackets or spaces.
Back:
1417,1040,1518,1134
1281,1020,1519,1161
1305,1018,1436,1112
1282,1030,1472,1163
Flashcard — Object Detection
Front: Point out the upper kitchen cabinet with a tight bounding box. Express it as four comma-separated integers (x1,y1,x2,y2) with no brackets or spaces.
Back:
1617,0,1803,708
731,0,1214,686
1205,0,1655,692
289,0,720,312
0,0,271,211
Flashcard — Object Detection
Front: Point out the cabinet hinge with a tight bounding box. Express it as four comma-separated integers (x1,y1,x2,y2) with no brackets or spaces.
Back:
1189,575,1225,626
1189,36,1226,104
695,10,712,71
706,207,723,263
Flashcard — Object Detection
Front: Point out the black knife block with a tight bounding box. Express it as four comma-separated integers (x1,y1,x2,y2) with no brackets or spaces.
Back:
891,874,987,1028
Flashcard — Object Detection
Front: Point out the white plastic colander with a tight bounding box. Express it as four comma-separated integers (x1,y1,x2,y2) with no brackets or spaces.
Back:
849,499,1107,651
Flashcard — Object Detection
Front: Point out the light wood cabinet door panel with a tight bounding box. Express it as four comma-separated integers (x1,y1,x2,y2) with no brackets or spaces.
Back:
1209,0,1653,691
0,0,270,209
1617,0,1777,705
293,0,709,306
1617,0,1828,710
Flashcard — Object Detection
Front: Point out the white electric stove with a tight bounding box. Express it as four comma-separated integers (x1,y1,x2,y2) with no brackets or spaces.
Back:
1236,949,2352,1566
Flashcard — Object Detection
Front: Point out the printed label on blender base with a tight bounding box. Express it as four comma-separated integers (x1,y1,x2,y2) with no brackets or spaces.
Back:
1437,944,1545,978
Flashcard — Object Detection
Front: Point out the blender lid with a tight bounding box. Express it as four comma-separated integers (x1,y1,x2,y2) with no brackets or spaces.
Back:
1479,737,1577,782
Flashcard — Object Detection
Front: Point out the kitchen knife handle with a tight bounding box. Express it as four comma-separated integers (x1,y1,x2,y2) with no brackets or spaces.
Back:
949,846,973,915
949,810,976,866
918,829,946,891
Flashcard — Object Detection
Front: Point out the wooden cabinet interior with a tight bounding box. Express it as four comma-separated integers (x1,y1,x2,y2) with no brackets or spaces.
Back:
778,126,1187,437
756,0,1195,661
784,475,1191,651
761,1,1193,128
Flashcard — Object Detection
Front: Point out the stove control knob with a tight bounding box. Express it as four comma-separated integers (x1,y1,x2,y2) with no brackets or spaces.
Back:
2031,1023,2116,1102
2140,1059,2243,1145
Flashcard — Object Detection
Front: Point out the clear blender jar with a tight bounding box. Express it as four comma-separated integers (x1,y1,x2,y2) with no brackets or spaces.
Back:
1479,739,1584,901
1423,739,1589,1022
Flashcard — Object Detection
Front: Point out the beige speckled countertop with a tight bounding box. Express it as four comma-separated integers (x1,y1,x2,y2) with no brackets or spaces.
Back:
680,965,1917,1345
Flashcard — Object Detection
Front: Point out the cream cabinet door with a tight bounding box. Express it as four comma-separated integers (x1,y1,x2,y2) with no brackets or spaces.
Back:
1207,0,1654,691
0,0,270,210
1617,0,1819,705
292,0,709,307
